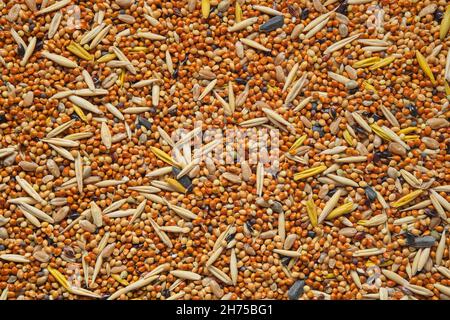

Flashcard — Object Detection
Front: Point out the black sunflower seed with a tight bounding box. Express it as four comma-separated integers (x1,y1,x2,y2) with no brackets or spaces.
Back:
138,116,152,130
300,8,309,20
406,104,418,117
18,44,25,57
365,187,377,202
405,231,436,248
288,280,305,300
336,0,348,16
434,9,444,22
260,15,284,33
35,38,44,51
172,167,193,190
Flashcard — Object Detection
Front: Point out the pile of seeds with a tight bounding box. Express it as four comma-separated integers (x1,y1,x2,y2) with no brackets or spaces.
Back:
0,0,449,300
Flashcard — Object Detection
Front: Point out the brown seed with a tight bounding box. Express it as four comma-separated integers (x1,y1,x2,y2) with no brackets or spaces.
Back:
79,220,96,233
90,202,103,227
235,41,244,58
284,234,297,250
53,206,70,223
7,4,21,22
275,66,286,83
115,0,133,8
118,14,135,24
19,161,38,172
260,230,277,239
75,152,83,193
23,91,34,107
291,24,303,39
25,0,37,12
33,250,51,263
273,249,301,258
426,118,449,129
222,172,242,184
209,279,224,298
240,161,251,182
230,249,238,286
339,227,358,237
256,163,264,196
388,142,407,156
421,137,440,149
101,122,112,149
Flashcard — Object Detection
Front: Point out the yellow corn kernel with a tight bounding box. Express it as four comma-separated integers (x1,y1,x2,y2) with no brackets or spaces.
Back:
235,2,243,22
48,267,72,292
73,105,88,122
397,127,418,135
369,56,396,70
343,130,355,146
150,147,181,168
326,202,355,220
97,53,117,63
202,0,210,19
416,51,436,85
66,42,93,61
166,178,187,193
440,5,450,41
353,57,381,68
289,135,307,155
129,46,149,53
363,81,377,93
445,81,450,97
119,68,126,87
380,260,394,267
111,274,129,286
370,123,392,141
306,199,318,227
392,190,423,208
294,165,327,181
402,135,420,141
